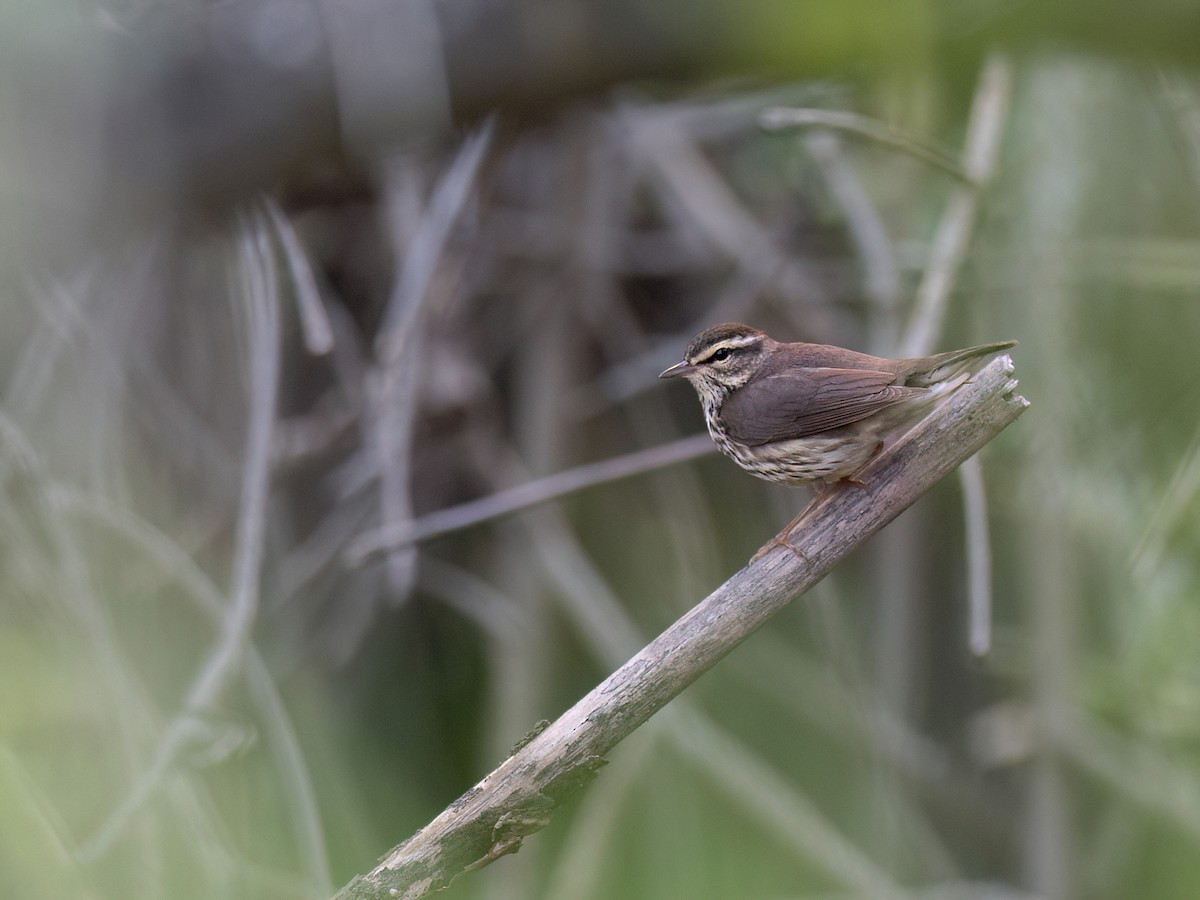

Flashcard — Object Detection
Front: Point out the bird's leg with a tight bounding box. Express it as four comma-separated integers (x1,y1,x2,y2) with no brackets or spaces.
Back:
751,483,831,563
750,468,876,563
751,507,811,563
848,440,886,484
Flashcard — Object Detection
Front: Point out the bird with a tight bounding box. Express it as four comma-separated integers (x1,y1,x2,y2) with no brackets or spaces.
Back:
660,323,1016,493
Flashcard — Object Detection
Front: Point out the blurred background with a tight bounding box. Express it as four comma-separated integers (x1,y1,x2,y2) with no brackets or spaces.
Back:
3,1,1200,898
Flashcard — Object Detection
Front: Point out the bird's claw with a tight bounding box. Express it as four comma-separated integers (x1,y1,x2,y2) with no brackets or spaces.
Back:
752,531,809,564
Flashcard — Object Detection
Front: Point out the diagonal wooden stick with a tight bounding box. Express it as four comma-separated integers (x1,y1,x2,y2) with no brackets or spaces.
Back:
334,354,1027,900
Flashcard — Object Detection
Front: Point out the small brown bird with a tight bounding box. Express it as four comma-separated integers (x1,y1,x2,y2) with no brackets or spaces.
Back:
661,323,1016,492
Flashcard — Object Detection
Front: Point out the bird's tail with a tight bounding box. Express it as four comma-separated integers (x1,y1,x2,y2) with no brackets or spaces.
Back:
906,340,1017,388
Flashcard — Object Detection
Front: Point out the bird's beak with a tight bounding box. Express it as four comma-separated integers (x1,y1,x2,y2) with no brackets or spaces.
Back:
659,360,696,379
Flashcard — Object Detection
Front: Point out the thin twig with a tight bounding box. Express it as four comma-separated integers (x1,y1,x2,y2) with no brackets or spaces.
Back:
0,414,199,873
190,210,280,712
960,456,994,656
346,433,715,561
805,129,903,347
377,119,495,365
372,341,422,594
899,53,1013,657
52,487,332,895
372,121,494,592
792,885,1049,900
15,252,242,494
333,355,1026,900
79,209,282,861
417,558,533,646
760,107,974,184
1132,75,1200,575
1158,68,1200,191
577,270,767,415
901,54,1012,358
276,486,377,605
264,196,334,355
1015,59,1095,900
1055,715,1200,842
668,708,906,898
625,111,833,320
6,268,97,415
1131,420,1200,576
737,632,1000,825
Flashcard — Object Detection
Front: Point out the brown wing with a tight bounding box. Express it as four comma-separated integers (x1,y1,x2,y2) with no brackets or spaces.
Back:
718,367,925,446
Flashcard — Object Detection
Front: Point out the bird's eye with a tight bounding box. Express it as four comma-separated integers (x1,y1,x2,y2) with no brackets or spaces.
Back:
711,347,732,362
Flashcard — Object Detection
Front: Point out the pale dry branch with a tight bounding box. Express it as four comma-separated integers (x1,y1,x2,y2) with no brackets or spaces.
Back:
346,433,715,561
509,472,910,893
333,354,1026,900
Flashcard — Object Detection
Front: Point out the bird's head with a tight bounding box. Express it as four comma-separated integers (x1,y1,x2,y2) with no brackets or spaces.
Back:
659,323,771,408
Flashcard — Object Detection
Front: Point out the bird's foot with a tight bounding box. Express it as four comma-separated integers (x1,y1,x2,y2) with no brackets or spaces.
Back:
752,503,813,563
751,531,808,564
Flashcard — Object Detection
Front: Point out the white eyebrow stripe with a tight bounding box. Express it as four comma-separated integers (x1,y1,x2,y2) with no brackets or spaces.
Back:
692,334,763,363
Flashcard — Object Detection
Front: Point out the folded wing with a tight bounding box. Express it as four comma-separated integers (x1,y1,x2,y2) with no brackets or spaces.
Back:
718,368,926,446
